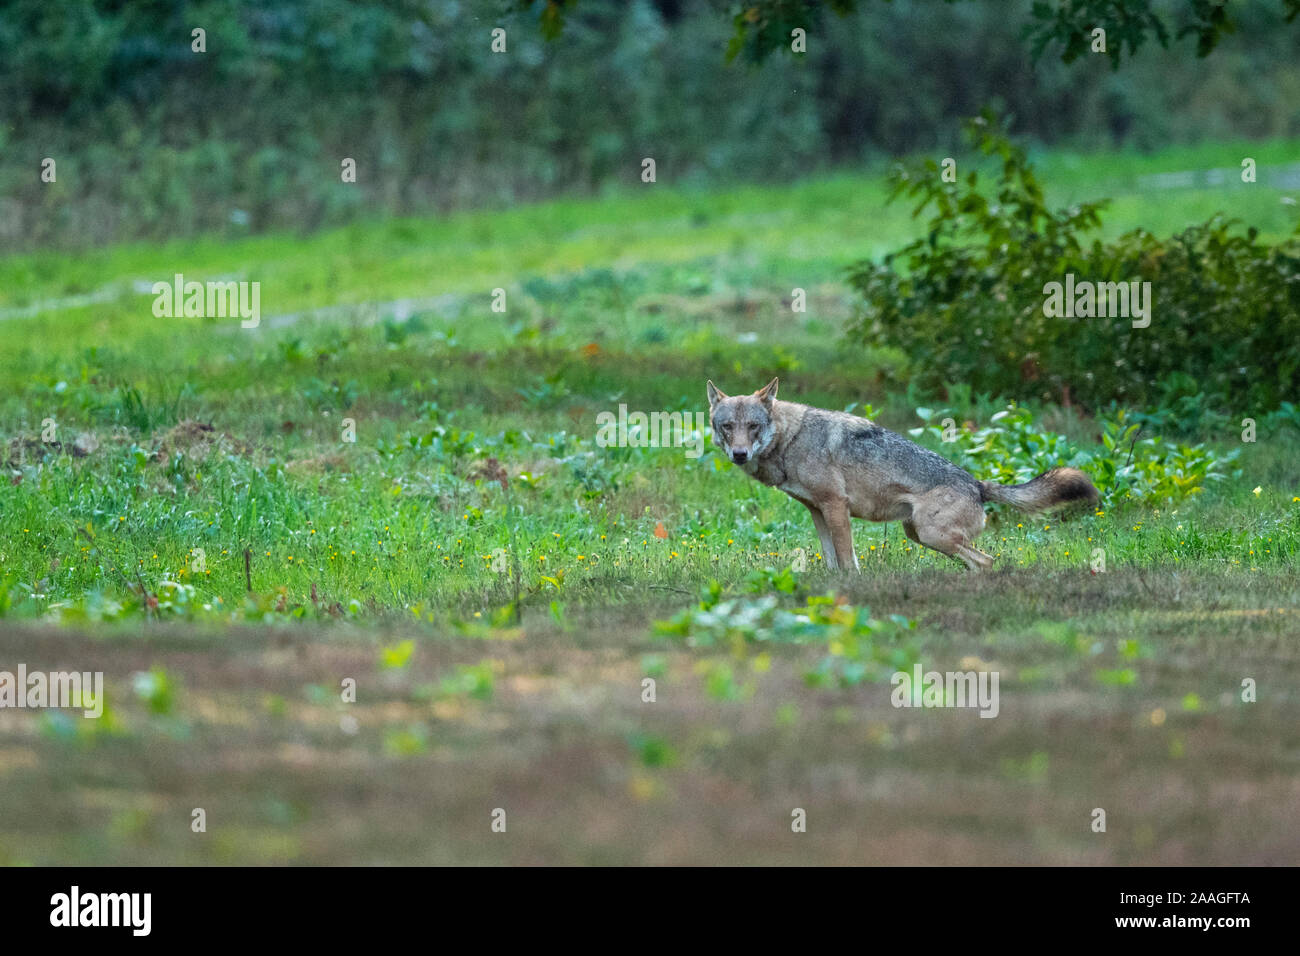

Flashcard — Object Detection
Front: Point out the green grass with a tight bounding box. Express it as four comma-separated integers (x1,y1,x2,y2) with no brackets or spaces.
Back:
1,140,1298,864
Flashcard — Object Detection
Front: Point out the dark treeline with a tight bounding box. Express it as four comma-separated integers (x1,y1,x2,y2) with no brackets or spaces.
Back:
2,0,1298,249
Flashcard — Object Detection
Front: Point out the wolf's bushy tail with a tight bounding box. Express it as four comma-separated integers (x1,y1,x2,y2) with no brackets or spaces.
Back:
979,467,1099,512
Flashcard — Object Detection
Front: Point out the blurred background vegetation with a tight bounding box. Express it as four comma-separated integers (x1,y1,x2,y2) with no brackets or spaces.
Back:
3,3,1300,866
4,0,1299,250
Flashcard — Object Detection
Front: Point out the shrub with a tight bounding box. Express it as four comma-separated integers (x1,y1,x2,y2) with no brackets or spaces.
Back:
845,111,1300,411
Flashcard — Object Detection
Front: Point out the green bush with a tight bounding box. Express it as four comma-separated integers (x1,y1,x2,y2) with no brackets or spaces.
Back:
846,112,1300,410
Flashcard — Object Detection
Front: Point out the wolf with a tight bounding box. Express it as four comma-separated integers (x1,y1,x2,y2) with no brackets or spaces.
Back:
706,378,1098,570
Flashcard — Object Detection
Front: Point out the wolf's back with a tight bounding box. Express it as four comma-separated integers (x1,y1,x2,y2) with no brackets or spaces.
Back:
979,467,1099,512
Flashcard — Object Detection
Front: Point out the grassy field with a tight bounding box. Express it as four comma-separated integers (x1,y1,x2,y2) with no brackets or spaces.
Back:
1,141,1299,864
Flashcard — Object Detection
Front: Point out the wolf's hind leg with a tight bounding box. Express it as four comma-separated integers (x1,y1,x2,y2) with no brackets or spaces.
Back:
910,496,994,571
954,543,995,571
901,518,921,545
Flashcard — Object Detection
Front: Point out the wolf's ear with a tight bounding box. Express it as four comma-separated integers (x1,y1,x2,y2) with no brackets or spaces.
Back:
755,377,779,407
706,380,727,408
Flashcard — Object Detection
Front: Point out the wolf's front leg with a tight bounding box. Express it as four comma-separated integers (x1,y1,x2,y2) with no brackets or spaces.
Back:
820,498,859,570
799,501,838,570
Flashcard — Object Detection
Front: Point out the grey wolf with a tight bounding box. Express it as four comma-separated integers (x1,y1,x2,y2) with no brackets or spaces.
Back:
707,378,1098,570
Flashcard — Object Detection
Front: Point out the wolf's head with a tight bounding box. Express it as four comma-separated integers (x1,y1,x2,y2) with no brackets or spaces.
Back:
706,378,779,465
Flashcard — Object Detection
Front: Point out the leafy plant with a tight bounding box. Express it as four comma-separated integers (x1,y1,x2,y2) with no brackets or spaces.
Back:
846,111,1300,411
629,733,678,768
438,661,498,701
654,579,918,690
132,666,176,715
908,403,1237,506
